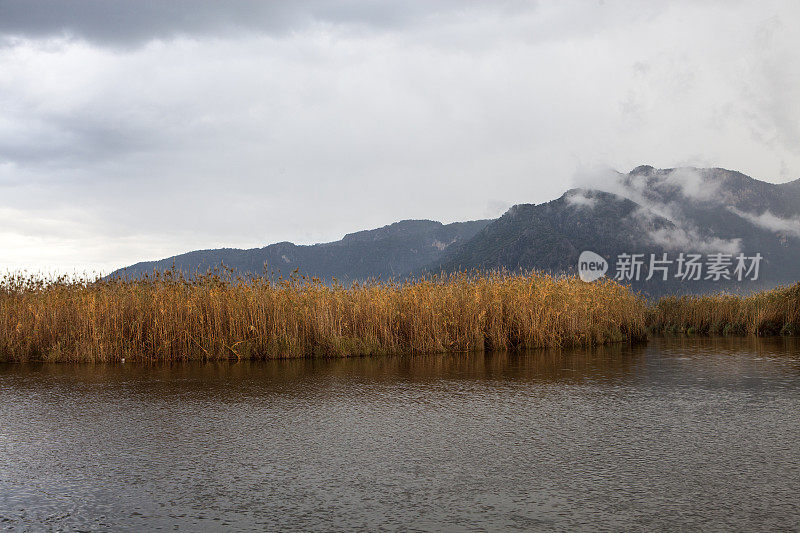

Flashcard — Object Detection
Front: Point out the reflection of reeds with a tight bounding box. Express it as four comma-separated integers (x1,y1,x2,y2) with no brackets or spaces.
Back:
650,283,800,336
0,269,648,362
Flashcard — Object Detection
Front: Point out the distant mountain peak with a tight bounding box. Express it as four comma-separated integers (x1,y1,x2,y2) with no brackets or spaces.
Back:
111,218,491,281
341,219,443,243
630,164,656,176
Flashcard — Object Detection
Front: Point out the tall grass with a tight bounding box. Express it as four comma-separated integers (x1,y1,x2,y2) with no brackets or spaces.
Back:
0,269,648,362
650,283,800,336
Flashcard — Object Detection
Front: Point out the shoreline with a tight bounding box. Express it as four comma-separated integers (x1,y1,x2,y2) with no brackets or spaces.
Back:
1,270,797,363
1,270,646,362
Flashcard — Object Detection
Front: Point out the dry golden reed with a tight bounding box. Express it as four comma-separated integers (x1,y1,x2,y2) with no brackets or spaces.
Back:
0,269,648,362
650,283,800,336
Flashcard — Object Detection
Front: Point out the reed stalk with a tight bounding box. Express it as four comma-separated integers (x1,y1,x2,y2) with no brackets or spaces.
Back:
0,269,648,362
649,283,800,336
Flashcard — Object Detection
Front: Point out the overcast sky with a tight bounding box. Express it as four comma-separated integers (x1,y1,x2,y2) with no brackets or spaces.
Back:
1,0,799,273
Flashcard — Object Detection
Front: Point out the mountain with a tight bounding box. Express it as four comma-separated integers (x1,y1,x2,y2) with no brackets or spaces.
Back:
113,166,800,296
430,166,800,295
431,189,671,274
111,219,491,282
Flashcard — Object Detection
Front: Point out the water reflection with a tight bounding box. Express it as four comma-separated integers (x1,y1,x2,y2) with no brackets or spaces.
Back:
1,337,799,531
0,341,648,391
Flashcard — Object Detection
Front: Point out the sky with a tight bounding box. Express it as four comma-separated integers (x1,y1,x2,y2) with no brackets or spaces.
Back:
1,0,799,274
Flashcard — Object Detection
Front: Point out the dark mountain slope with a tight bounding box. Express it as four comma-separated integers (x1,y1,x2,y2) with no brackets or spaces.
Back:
432,189,671,273
112,219,491,282
432,167,800,295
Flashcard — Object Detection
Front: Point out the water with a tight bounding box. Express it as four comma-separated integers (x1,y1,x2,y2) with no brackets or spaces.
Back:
1,337,800,532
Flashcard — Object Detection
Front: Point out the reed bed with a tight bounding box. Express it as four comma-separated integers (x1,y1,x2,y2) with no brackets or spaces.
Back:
0,270,647,362
650,283,800,336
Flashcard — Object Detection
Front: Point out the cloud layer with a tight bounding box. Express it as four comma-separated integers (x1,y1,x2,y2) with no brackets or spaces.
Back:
729,207,800,237
0,1,465,45
575,166,744,253
1,0,799,273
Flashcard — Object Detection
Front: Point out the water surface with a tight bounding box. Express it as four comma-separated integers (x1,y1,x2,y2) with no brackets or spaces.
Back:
1,337,800,531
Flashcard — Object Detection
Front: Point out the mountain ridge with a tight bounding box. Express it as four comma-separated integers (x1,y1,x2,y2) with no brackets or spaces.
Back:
112,218,492,282
112,166,800,295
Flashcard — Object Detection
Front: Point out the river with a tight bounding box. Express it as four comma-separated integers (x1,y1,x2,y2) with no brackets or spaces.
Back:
1,337,799,531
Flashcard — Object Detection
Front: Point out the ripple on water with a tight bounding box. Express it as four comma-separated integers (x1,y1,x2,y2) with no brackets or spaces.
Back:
1,337,800,531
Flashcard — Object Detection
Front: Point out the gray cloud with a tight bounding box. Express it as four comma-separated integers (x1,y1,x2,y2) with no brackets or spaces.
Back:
0,0,799,273
643,219,742,255
575,166,743,253
0,0,487,45
728,207,800,237
565,190,598,209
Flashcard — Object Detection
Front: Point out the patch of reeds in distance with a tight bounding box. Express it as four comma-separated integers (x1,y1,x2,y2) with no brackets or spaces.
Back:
649,283,800,336
0,266,648,362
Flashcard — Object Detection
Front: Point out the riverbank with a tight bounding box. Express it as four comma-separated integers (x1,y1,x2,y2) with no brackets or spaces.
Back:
3,269,798,363
0,270,648,362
